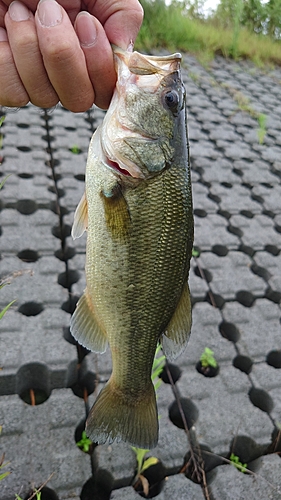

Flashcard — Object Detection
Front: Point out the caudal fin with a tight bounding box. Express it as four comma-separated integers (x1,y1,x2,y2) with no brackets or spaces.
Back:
86,378,158,449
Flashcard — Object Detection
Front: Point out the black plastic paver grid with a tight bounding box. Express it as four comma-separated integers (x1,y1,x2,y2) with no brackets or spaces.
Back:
0,54,281,499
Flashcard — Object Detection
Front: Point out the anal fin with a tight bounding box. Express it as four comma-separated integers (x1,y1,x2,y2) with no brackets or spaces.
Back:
70,290,107,353
161,281,192,361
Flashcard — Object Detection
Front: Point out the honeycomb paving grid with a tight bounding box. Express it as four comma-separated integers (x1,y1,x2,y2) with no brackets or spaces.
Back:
0,53,281,499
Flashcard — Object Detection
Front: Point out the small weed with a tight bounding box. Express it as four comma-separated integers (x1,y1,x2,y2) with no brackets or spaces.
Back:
192,247,200,258
76,430,93,453
257,113,267,144
230,453,247,473
69,145,81,154
200,348,218,368
15,490,41,500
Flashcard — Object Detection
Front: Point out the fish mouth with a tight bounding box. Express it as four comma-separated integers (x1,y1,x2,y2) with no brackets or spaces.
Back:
105,158,133,177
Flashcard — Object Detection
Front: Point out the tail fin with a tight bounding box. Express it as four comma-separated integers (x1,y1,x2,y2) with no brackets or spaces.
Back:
86,378,158,449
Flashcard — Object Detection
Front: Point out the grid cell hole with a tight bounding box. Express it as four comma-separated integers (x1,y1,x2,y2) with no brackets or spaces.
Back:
135,461,166,497
229,435,265,472
49,201,69,216
239,244,255,257
18,301,44,316
55,246,76,261
17,173,33,179
265,287,281,304
17,249,40,262
184,444,221,484
74,173,85,182
17,146,31,152
217,209,231,220
48,185,65,198
264,245,279,256
80,471,114,500
233,355,253,374
227,225,243,237
160,363,182,384
17,123,29,128
266,350,281,369
58,270,80,288
221,182,232,188
61,295,80,314
219,322,240,342
240,210,254,218
66,360,97,398
236,290,255,307
16,199,37,215
16,362,51,405
169,398,199,430
233,168,243,177
52,223,71,239
208,193,221,203
194,208,207,218
205,292,225,309
251,193,264,204
194,266,212,283
250,264,271,281
248,387,274,413
212,244,228,256
263,209,275,218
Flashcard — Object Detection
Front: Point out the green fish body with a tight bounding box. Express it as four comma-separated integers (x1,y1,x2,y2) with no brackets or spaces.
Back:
70,48,193,449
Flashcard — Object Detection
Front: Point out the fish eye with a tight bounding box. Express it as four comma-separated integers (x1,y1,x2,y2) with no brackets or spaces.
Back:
163,90,180,113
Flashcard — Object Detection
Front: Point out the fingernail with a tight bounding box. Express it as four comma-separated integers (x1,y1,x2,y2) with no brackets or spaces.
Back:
75,12,97,47
9,1,31,22
37,0,62,28
0,27,8,42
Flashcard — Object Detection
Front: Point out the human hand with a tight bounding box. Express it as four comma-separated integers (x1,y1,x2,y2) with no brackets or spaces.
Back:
0,0,143,111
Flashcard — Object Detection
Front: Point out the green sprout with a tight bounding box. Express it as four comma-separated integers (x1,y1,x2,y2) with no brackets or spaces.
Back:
76,430,93,453
15,491,41,500
69,145,82,154
230,453,247,473
257,113,267,144
192,247,200,258
0,426,10,481
200,348,218,369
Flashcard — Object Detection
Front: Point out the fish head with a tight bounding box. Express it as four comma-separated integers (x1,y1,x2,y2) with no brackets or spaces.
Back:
100,47,187,180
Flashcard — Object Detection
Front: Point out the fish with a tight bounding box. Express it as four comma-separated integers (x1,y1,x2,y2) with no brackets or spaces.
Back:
70,46,193,449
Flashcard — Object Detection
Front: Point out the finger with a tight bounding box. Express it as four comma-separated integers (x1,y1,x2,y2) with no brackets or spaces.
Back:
75,12,116,110
86,0,144,49
0,26,29,106
35,0,94,112
0,3,8,26
1,0,81,22
5,1,59,108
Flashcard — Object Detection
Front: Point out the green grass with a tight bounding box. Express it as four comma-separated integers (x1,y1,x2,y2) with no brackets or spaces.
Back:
135,0,281,66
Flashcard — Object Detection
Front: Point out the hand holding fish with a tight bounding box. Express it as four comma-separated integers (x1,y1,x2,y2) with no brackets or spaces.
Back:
0,0,143,110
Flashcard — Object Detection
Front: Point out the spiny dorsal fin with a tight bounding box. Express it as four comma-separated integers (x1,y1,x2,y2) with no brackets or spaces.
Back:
70,290,108,353
161,281,192,361
72,192,88,240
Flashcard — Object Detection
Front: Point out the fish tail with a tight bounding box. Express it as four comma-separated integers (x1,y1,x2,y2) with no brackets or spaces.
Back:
86,378,158,449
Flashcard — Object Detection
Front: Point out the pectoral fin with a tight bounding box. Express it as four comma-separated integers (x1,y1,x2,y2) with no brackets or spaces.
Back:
70,290,108,353
101,185,131,240
72,192,88,240
161,281,192,360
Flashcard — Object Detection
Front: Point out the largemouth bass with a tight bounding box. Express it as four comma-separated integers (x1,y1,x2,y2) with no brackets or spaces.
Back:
70,47,193,449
